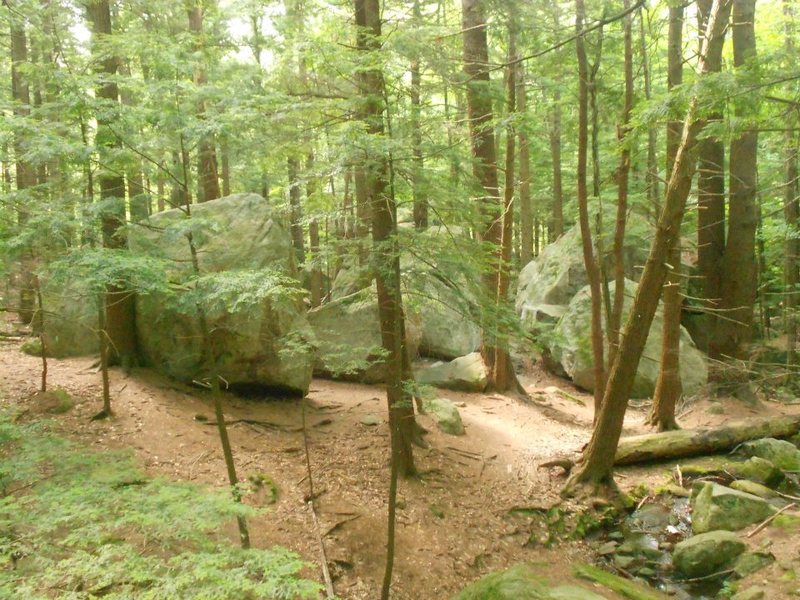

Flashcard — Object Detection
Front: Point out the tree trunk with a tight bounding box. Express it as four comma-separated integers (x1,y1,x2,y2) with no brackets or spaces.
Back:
86,0,138,368
462,0,518,392
615,415,800,466
564,0,733,496
639,7,660,217
8,4,37,324
575,0,605,415
713,0,759,363
549,3,564,239
354,0,416,476
410,0,427,229
518,61,533,267
609,0,634,366
650,2,684,431
188,4,221,203
697,0,728,353
287,156,306,264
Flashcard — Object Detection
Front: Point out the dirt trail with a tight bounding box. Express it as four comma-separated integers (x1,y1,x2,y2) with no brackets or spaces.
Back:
4,333,791,598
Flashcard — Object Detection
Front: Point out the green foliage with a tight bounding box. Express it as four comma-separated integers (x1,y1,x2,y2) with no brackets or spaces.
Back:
0,411,319,599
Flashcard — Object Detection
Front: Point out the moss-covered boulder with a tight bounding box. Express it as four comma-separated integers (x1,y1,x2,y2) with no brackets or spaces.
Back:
739,438,800,471
307,289,421,383
547,280,707,398
33,278,99,358
129,193,314,395
673,530,745,578
416,352,488,392
422,397,465,435
452,564,607,600
691,483,775,533
515,216,653,334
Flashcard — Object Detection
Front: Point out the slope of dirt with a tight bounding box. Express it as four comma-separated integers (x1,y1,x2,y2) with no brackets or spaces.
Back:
3,331,799,599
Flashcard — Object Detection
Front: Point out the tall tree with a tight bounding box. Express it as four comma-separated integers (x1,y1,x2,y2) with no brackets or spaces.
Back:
549,2,564,239
86,0,138,368
649,1,684,431
713,0,759,363
188,1,222,203
697,0,728,352
6,1,37,323
352,0,418,594
565,0,733,495
575,0,605,414
410,0,427,230
462,0,518,392
784,0,799,371
518,60,533,266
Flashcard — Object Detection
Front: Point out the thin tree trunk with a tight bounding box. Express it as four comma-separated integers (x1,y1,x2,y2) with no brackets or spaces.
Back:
609,0,634,366
650,2,685,431
518,60,533,267
221,137,231,196
549,3,564,239
575,0,605,415
785,0,799,370
714,0,759,362
639,8,659,217
462,0,518,392
287,156,306,264
411,0,427,229
353,1,417,597
697,0,728,353
564,0,732,496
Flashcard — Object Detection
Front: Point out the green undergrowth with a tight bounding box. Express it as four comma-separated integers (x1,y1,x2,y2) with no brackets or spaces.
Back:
0,410,320,599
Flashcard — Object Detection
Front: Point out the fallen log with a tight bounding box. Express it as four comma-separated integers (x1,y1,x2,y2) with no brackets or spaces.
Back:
614,415,800,466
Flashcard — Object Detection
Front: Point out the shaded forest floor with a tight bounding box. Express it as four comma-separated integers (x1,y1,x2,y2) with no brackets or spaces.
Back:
2,328,800,599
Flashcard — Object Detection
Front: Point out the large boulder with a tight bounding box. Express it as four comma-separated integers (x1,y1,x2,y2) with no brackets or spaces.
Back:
416,352,488,392
307,289,421,383
691,482,775,533
516,216,653,333
672,531,745,579
129,193,314,395
546,279,707,398
321,248,480,366
37,278,98,358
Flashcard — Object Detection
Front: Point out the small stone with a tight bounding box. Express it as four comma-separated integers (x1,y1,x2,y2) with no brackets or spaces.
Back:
734,552,775,578
731,586,766,600
614,554,640,570
673,530,746,578
360,414,381,426
636,566,658,578
730,480,777,499
739,438,800,472
422,397,465,436
597,541,618,555
692,482,776,533
729,457,785,488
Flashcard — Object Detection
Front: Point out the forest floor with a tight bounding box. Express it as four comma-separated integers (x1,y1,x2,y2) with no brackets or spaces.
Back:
2,328,800,599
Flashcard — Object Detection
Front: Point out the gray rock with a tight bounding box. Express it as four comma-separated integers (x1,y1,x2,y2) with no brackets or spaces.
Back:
672,530,746,578
691,482,775,533
733,552,775,578
452,564,606,600
416,352,488,393
547,280,708,398
130,193,314,395
731,586,766,600
422,398,465,435
308,289,421,383
360,414,381,426
515,216,653,334
729,480,777,499
739,438,800,471
729,457,785,488
37,278,99,358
